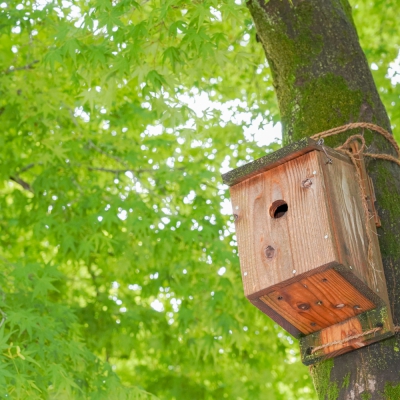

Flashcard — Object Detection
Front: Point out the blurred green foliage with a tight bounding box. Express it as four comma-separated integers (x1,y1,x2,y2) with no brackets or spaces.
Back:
0,0,399,398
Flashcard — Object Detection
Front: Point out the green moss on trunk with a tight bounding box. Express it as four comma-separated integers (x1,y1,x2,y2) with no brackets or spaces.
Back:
384,383,400,399
247,0,391,141
342,373,350,389
310,360,339,400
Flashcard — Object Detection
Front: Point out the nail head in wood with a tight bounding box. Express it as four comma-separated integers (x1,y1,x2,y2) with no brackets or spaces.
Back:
302,178,313,188
264,246,275,260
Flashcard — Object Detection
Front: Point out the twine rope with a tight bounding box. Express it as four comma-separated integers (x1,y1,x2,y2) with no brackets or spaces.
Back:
310,327,382,354
311,123,400,288
310,326,400,354
308,122,400,355
310,122,400,158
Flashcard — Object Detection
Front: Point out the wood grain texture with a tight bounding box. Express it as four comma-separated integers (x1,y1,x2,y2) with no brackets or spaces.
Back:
249,263,384,338
230,150,338,298
350,141,381,227
260,269,375,335
320,150,391,308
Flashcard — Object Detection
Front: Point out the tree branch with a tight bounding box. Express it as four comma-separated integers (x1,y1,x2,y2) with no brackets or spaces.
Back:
2,60,39,75
86,165,155,174
87,166,129,174
9,176,33,192
7,163,38,192
87,140,129,168
18,163,36,173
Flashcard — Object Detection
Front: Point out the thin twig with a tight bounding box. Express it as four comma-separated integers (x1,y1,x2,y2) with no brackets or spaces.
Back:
62,103,79,127
9,176,33,192
2,60,39,75
85,164,155,174
88,265,100,298
0,309,7,329
87,140,129,168
87,166,129,174
18,163,36,173
8,163,37,192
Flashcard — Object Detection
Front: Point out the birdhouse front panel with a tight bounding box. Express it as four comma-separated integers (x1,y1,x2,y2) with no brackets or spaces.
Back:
225,142,390,338
230,150,338,293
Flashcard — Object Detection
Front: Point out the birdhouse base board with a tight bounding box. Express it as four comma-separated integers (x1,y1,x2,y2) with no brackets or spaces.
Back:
259,268,376,335
300,306,394,365
249,263,385,338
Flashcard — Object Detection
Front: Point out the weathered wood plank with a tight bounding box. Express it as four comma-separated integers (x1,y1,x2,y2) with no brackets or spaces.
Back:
222,138,351,187
319,150,392,317
246,262,384,338
230,150,338,297
349,141,381,227
260,269,375,335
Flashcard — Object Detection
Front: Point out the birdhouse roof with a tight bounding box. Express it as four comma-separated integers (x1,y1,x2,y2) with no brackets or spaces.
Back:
221,137,349,187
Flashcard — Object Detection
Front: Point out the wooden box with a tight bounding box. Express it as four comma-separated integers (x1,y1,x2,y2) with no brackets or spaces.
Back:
222,138,394,364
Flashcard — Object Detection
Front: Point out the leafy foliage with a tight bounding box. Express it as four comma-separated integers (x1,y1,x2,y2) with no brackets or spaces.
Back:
0,0,399,398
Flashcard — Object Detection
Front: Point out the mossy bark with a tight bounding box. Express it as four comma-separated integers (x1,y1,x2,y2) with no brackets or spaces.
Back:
247,0,400,398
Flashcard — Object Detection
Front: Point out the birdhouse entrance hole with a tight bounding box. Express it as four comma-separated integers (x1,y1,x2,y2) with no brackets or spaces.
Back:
270,200,288,219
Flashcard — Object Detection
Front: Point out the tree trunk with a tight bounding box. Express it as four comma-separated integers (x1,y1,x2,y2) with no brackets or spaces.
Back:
246,0,400,398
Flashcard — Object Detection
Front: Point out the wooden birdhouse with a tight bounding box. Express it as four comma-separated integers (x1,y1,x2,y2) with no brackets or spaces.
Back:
222,138,394,365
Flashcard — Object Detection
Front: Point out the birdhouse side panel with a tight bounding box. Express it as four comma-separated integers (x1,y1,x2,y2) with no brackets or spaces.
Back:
230,150,339,298
320,151,390,305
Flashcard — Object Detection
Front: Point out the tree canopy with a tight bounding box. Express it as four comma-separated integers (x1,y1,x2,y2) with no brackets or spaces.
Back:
1,0,400,398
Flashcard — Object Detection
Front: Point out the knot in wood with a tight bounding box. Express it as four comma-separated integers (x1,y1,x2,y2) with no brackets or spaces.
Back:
264,245,275,260
301,178,313,188
297,303,310,311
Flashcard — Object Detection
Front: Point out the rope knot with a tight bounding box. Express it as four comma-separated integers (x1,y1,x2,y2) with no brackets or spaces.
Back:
337,134,366,156
311,122,400,288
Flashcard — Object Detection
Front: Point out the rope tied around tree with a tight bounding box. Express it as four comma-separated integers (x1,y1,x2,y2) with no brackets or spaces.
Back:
307,122,400,355
311,123,400,173
311,326,400,354
311,122,400,288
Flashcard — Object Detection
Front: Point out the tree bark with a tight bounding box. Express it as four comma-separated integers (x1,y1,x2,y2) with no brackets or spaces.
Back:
247,0,400,398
